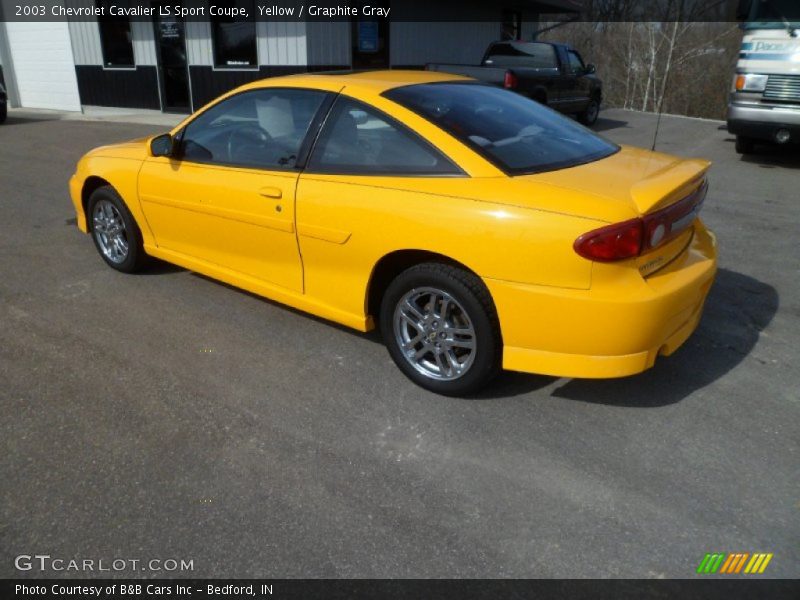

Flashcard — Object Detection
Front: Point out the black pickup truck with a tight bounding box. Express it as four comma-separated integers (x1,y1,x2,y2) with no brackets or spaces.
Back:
427,41,603,126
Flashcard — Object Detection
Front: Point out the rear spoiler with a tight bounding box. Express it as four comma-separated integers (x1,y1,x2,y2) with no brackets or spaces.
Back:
629,158,711,214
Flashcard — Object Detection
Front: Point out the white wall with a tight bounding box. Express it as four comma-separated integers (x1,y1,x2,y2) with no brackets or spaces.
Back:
390,22,500,66
3,21,81,111
258,21,307,66
67,19,102,66
131,20,157,66
306,21,351,67
185,20,213,66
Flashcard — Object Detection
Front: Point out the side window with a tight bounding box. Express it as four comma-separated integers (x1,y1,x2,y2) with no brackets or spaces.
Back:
567,51,585,75
179,88,328,170
95,0,134,67
211,0,257,68
307,98,461,175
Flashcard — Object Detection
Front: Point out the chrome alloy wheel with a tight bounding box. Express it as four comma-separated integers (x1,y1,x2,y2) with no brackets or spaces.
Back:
92,200,129,264
393,287,477,381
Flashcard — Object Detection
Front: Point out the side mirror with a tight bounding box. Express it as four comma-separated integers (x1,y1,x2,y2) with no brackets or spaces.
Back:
150,133,174,157
584,64,596,75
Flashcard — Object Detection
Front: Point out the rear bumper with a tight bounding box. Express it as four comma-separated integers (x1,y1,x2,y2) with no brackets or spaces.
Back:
486,221,717,378
727,102,800,143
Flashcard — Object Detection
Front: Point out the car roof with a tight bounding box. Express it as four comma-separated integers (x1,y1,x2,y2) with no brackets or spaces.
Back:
236,69,472,96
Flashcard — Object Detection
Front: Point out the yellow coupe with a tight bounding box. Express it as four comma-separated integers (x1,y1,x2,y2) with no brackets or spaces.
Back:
69,71,717,395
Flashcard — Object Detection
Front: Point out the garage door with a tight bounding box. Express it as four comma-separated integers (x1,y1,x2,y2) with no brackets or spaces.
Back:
4,21,82,111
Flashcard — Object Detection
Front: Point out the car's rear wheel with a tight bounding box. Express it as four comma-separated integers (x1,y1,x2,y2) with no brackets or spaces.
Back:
88,186,147,273
578,97,600,126
379,263,501,396
0,102,7,124
735,135,756,155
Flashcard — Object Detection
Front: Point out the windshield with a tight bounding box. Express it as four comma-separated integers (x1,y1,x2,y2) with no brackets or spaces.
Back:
384,83,618,175
743,0,800,29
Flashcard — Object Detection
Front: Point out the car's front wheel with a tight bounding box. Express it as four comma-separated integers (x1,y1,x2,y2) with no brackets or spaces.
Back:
0,102,7,124
380,263,502,396
88,186,147,273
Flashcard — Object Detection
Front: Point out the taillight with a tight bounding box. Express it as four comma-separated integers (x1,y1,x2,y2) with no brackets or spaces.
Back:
574,219,643,262
574,180,708,262
504,71,518,89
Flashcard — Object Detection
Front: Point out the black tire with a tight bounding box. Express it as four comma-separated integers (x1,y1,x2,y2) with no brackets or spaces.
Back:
379,263,502,396
0,102,7,124
532,92,547,106
87,185,148,273
735,135,755,155
578,97,600,126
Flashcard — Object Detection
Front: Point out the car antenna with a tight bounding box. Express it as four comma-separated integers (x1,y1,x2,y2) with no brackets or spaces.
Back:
651,100,666,152
651,21,679,152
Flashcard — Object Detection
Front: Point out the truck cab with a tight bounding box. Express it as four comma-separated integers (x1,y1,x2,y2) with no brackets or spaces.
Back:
728,0,800,153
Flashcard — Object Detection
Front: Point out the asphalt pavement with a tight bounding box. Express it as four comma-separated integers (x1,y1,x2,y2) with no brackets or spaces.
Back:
0,108,798,578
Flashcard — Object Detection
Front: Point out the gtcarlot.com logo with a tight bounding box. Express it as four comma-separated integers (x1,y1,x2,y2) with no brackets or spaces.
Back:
14,554,194,573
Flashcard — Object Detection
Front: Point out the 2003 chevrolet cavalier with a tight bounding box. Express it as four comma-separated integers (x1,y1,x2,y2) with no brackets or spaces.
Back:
69,71,717,395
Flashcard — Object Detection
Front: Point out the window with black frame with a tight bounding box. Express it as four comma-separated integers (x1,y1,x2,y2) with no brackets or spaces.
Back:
212,0,258,68
179,88,328,169
95,0,134,67
385,83,618,175
307,97,462,176
501,10,521,41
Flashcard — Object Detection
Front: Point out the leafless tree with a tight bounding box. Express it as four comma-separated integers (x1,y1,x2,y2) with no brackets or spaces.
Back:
539,19,741,120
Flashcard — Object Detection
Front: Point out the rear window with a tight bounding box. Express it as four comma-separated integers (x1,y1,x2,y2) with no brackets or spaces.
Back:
483,42,558,69
384,83,618,175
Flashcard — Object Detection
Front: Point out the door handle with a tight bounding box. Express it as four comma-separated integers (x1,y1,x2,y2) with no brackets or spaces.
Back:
258,187,283,199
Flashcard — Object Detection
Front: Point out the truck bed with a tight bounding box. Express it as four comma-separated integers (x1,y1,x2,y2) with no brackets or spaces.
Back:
425,64,509,86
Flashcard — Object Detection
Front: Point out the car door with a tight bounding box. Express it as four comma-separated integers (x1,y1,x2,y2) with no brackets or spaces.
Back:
295,95,465,320
561,49,591,113
138,88,330,292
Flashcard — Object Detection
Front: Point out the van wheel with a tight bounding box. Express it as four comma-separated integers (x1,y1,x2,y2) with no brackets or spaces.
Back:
735,135,755,155
380,263,502,396
88,186,148,273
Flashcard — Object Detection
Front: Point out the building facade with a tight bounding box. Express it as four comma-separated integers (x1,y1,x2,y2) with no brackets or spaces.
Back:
0,0,581,114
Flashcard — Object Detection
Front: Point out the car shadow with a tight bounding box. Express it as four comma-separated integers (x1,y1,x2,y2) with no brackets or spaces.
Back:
722,135,800,168
145,265,777,405
470,371,558,399
2,114,62,126
137,259,185,275
546,268,778,407
593,116,630,133
739,145,800,169
184,271,387,344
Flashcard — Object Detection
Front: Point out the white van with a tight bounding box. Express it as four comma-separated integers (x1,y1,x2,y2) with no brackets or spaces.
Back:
728,0,800,154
